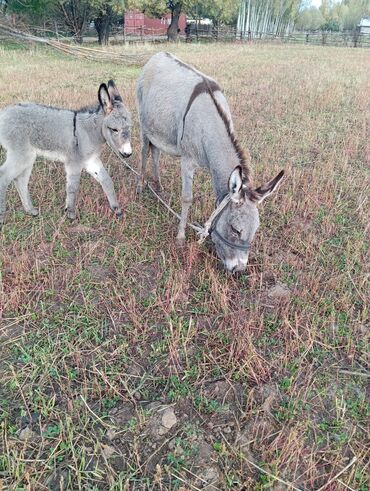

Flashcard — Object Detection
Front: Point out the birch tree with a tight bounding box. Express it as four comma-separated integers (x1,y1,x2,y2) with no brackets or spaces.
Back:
237,0,302,36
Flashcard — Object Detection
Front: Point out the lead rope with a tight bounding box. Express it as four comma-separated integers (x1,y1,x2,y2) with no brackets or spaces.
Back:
108,145,229,243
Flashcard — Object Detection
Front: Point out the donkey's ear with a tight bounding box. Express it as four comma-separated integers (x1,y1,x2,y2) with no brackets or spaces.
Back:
228,166,243,202
107,79,123,102
252,170,284,204
98,83,113,114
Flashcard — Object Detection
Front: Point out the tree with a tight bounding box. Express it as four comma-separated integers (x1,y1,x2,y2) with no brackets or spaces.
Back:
295,6,325,30
5,0,127,44
56,0,92,43
5,0,92,41
189,0,240,26
341,0,370,29
237,0,302,37
5,0,55,23
166,0,182,40
319,0,370,31
130,0,240,41
94,3,113,44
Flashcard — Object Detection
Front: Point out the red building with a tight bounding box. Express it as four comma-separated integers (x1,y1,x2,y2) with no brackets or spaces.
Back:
124,10,186,35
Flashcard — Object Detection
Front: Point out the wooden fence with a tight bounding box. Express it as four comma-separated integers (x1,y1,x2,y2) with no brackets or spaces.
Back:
2,18,370,49
186,24,370,48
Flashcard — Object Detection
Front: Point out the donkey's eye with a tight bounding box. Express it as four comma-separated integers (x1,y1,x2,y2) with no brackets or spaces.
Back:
231,225,241,236
109,127,119,133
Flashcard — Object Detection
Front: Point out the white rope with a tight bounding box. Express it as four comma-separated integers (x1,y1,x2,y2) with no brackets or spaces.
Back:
108,146,229,243
197,194,230,243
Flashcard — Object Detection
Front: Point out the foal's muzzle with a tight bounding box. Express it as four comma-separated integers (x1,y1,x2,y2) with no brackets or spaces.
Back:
120,151,132,158
119,142,132,158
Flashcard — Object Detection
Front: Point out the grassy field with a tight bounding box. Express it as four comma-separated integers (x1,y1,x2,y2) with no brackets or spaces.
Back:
0,40,369,490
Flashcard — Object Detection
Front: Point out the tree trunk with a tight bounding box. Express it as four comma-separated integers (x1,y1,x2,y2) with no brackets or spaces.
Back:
57,0,90,45
167,2,181,42
95,4,113,45
74,30,84,44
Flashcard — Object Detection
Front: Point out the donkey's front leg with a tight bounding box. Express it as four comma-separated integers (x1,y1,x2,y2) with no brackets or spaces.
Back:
136,133,150,194
65,165,82,220
177,159,195,246
85,157,122,218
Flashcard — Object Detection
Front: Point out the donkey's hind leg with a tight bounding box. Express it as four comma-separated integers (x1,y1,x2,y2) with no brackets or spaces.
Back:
14,162,38,217
136,133,150,194
151,144,162,193
0,149,34,226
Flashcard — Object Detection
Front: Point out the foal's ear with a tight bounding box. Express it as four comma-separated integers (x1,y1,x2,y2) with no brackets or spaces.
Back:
107,80,123,102
98,83,113,114
252,170,284,204
228,166,244,202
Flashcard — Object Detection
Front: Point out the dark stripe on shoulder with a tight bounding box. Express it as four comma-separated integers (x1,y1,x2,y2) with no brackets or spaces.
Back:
167,52,249,176
181,79,220,139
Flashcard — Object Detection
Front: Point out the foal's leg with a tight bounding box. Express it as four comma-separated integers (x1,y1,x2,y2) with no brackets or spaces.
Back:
84,157,122,217
151,144,162,193
14,162,38,217
136,132,150,194
177,158,195,245
65,164,82,220
0,149,34,226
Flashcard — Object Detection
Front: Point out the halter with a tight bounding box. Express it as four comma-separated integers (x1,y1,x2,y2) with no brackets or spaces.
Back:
107,144,250,252
198,194,251,252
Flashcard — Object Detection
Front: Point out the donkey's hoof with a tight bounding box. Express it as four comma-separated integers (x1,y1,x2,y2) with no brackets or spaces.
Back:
152,181,163,194
136,183,143,194
28,208,39,217
176,236,186,247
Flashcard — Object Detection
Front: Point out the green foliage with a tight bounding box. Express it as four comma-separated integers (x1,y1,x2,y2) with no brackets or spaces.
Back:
128,0,240,24
6,0,55,20
296,0,370,31
296,6,325,30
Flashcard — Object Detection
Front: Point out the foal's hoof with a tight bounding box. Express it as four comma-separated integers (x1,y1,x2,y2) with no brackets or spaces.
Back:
112,207,123,219
136,183,144,194
65,209,76,221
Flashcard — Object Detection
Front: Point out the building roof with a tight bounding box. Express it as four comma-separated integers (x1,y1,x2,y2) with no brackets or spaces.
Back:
358,16,370,27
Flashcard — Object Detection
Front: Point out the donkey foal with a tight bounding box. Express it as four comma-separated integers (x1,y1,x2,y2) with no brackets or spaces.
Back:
0,80,131,227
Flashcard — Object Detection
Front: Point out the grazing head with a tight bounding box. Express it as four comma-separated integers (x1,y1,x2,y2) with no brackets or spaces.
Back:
98,80,132,157
211,166,284,274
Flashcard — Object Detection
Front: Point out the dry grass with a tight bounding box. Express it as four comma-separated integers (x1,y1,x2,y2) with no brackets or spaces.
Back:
0,41,369,490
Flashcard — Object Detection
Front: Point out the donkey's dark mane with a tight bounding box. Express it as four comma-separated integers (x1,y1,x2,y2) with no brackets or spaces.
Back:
17,102,101,115
203,78,250,181
77,104,101,114
166,52,250,180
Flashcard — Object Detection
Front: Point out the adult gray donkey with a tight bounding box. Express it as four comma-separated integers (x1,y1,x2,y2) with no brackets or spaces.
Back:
0,80,131,227
136,52,284,273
